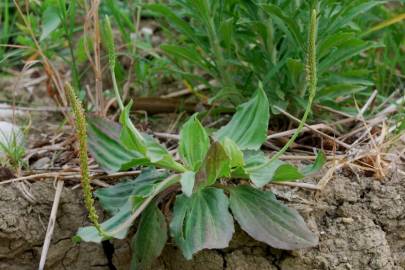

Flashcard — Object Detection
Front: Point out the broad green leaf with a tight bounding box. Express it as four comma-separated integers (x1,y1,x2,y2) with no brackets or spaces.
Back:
118,103,185,172
213,86,269,150
144,135,186,172
95,169,168,214
272,164,304,182
221,137,244,168
179,114,209,171
87,116,148,172
131,204,167,270
229,186,318,250
197,141,231,187
233,151,304,187
248,163,286,187
76,174,180,244
302,151,326,176
76,199,134,243
170,188,234,259
180,171,196,197
88,116,184,173
40,6,61,41
119,102,146,154
243,151,285,187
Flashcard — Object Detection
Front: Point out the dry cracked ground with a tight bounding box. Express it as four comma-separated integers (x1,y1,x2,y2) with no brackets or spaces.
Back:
0,169,404,270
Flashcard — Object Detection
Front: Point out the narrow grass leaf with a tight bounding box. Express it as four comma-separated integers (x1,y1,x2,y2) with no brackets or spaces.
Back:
261,4,304,48
161,44,211,72
146,4,200,45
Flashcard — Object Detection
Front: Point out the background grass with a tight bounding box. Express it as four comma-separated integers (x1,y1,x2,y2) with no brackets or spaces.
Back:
0,0,403,122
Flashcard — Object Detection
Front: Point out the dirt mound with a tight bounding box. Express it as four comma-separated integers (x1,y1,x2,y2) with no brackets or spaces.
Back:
0,172,404,269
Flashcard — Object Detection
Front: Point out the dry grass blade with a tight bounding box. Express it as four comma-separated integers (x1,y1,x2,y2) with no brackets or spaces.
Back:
38,180,64,270
275,106,351,149
161,80,218,99
0,169,166,185
268,123,335,140
83,0,104,115
271,181,320,190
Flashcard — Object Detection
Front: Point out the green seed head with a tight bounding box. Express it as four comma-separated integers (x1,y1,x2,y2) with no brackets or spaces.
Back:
65,83,106,237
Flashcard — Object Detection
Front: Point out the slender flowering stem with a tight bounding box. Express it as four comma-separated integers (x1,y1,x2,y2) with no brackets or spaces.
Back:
252,9,318,171
65,83,106,237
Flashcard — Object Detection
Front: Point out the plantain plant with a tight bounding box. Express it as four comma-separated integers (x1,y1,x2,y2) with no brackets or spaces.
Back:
73,8,325,270
76,84,325,267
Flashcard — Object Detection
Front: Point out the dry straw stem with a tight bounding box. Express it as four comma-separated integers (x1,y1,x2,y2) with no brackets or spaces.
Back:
275,106,351,149
0,169,168,186
38,180,64,270
65,83,105,236
83,0,104,114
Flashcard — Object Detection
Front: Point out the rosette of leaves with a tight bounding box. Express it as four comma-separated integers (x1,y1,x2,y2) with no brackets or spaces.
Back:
76,86,324,269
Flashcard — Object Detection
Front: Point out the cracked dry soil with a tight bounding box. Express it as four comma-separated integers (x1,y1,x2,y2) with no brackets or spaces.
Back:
0,172,404,270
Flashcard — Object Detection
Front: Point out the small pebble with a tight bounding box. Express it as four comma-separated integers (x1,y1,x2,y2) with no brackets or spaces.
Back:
31,157,51,170
342,217,354,224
